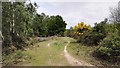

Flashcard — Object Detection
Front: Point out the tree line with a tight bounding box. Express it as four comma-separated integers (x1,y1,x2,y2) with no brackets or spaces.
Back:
2,1,66,54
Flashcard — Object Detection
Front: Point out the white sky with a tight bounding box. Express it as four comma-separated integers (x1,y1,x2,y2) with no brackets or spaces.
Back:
31,0,119,29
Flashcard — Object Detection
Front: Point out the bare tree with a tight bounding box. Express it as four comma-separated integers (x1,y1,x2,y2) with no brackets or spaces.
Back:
110,1,120,23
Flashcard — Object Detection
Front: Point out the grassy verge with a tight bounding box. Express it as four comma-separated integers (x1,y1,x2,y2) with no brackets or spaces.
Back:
2,50,30,66
11,37,70,66
67,38,115,66
2,37,49,66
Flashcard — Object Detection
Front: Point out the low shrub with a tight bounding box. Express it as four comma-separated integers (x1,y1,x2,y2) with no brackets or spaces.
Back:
83,32,106,45
96,33,120,63
3,50,24,66
76,22,108,45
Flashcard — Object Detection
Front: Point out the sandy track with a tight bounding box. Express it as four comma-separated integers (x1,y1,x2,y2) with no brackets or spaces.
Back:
64,41,92,66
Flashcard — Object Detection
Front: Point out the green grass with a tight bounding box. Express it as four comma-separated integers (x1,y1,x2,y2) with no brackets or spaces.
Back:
67,41,103,66
17,37,70,66
67,40,117,66
3,50,25,66
3,37,114,66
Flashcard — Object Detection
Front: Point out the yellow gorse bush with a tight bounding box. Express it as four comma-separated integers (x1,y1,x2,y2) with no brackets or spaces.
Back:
74,22,91,35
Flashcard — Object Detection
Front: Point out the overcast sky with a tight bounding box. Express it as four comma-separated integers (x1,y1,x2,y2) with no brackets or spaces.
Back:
31,0,119,29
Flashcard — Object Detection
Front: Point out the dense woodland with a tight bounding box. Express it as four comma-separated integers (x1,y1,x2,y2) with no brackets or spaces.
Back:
2,1,120,66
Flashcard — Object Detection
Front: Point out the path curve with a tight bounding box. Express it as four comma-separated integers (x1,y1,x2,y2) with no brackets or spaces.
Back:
64,41,92,66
